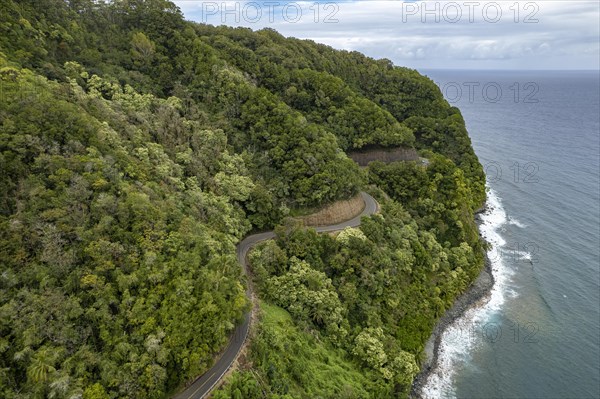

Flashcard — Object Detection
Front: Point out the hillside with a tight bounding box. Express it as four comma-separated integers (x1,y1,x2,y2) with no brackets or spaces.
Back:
0,1,485,398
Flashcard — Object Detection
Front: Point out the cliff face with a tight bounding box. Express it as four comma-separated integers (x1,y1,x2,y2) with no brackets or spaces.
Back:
348,147,420,166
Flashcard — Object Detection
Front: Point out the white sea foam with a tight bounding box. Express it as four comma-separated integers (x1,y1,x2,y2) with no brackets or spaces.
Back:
514,250,532,261
422,188,514,399
508,216,527,228
516,251,531,260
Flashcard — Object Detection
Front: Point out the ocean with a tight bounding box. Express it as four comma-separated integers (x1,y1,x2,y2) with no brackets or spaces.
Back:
420,70,600,398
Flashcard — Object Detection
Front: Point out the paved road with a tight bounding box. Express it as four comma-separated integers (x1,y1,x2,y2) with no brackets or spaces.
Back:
173,192,378,399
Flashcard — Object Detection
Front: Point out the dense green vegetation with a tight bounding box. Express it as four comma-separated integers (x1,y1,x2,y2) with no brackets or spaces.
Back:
0,0,485,398
217,179,484,398
214,302,377,399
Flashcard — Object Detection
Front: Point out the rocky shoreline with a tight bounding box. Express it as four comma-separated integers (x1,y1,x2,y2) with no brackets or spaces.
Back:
410,206,495,398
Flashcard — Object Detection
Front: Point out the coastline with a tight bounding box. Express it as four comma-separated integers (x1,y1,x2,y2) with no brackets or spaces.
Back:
410,205,495,398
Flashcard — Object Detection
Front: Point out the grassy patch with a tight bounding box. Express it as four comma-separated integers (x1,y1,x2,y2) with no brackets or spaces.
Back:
215,302,377,398
256,302,376,398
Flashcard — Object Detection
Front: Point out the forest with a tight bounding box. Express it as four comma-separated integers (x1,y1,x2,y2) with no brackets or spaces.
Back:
0,1,485,398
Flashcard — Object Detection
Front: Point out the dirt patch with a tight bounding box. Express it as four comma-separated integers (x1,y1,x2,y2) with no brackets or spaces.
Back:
294,193,365,227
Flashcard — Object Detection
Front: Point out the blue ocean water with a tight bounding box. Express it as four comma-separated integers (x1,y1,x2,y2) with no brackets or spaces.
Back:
421,70,600,398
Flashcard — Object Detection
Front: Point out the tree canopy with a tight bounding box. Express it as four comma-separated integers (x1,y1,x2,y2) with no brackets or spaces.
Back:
0,1,486,398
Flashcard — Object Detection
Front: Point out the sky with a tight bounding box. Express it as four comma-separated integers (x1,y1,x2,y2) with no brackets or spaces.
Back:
172,0,600,70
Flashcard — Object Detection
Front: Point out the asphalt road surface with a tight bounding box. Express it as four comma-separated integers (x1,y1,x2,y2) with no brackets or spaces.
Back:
173,192,378,399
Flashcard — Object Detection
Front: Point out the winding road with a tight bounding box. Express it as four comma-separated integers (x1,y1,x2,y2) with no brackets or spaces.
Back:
173,192,379,399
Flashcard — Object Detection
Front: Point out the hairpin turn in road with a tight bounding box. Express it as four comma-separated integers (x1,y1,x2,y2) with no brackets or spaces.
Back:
173,191,378,399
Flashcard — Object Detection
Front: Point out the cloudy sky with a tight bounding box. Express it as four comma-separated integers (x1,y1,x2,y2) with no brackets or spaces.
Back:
173,1,599,70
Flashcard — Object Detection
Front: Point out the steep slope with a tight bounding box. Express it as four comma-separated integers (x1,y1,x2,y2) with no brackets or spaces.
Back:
0,1,486,398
